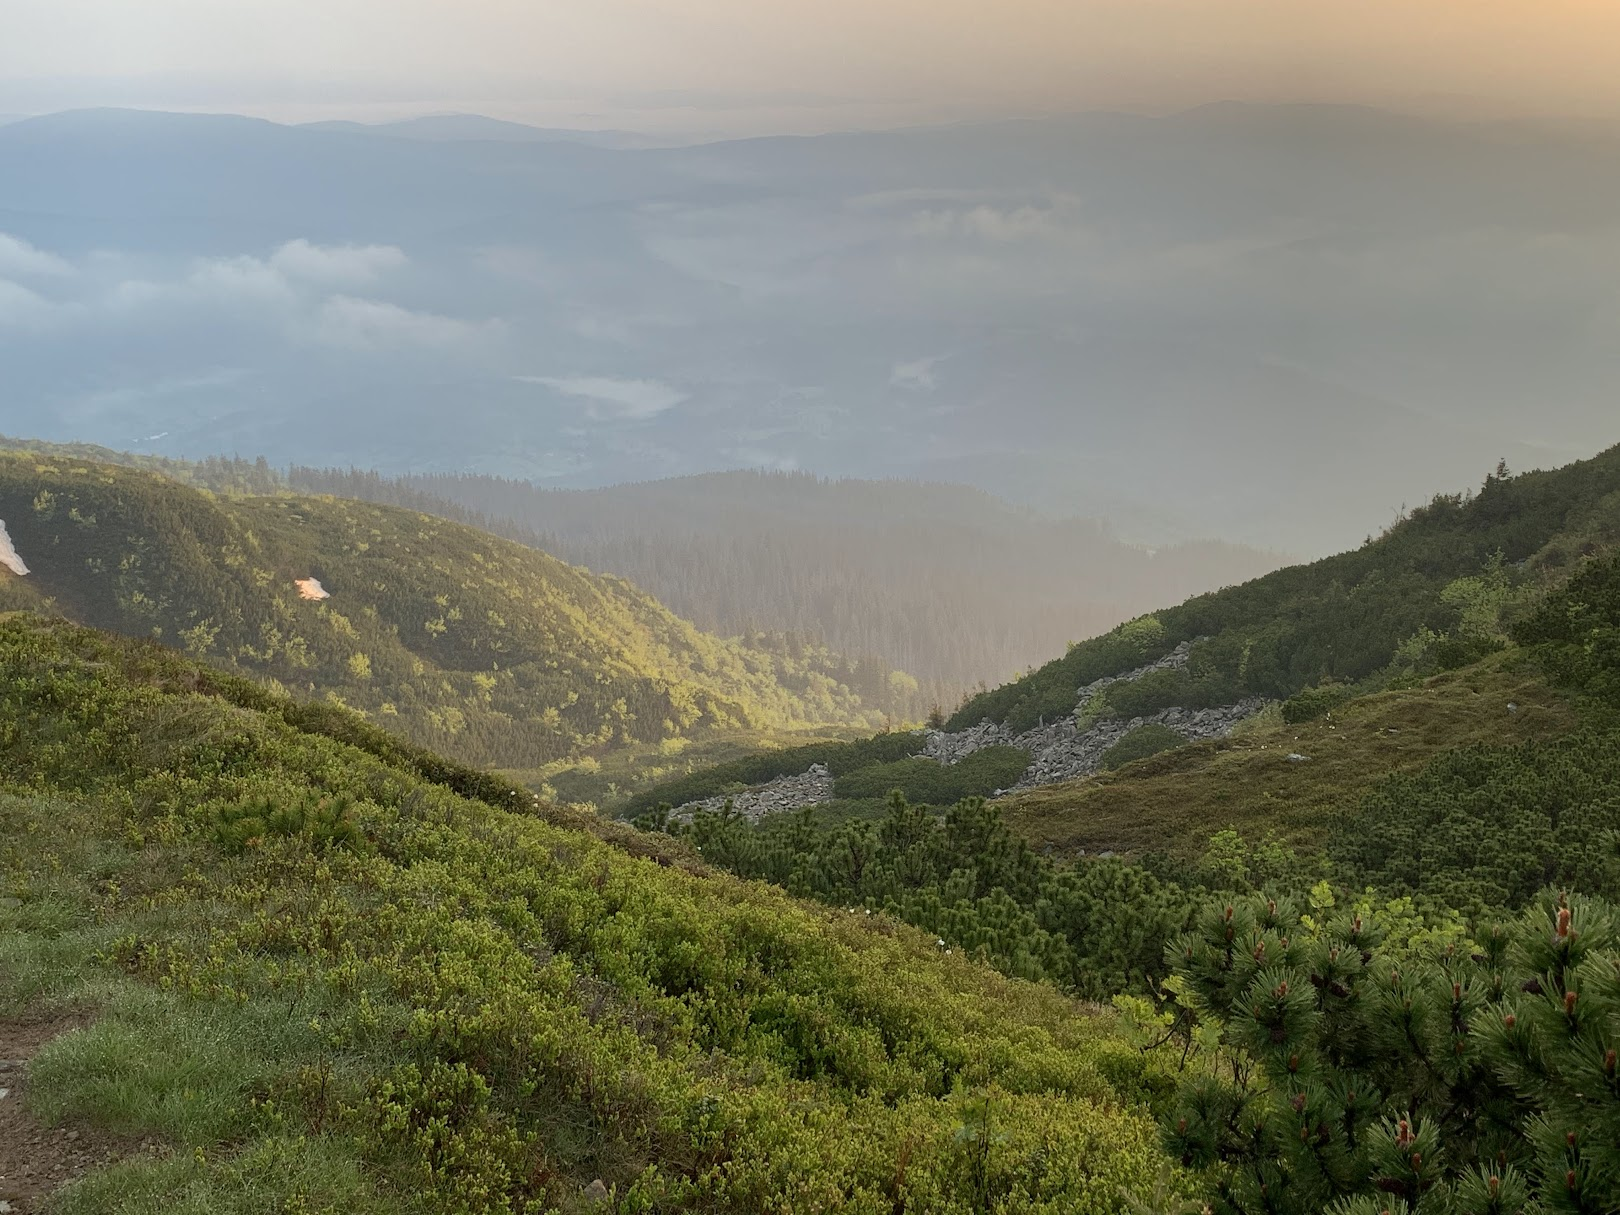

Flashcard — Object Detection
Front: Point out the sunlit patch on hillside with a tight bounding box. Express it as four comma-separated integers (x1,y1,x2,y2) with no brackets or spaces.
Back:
0,520,28,575
294,576,329,600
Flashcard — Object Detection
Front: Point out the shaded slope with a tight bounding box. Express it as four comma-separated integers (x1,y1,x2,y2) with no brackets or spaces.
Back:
290,465,1285,702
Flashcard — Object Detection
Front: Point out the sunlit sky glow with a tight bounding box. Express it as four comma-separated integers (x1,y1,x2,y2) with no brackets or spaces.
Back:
6,1,1620,133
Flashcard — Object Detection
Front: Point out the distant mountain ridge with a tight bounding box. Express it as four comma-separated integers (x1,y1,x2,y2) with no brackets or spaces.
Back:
297,112,686,150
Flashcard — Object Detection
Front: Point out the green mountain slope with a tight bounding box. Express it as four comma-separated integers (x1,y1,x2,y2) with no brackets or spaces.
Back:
0,448,925,771
949,445,1620,733
287,465,1285,705
0,613,1171,1212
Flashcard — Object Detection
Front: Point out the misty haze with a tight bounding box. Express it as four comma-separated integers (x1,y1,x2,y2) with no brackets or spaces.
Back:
5,4,1620,1213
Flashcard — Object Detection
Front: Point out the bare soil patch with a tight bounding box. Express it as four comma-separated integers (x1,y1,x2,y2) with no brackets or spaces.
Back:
0,1012,137,1214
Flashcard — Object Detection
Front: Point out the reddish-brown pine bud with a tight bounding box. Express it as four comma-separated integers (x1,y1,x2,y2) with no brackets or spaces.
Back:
1177,1118,1187,1134
1267,899,1277,917
1489,1176,1500,1195
1280,936,1289,949
1504,1013,1517,1027
1557,906,1572,940
1291,1093,1306,1112
1567,1169,1577,1192
1565,990,1578,1015
1352,916,1363,933
1396,1119,1413,1148
1300,1125,1310,1142
1567,1131,1577,1147
1288,1053,1301,1073
1452,982,1462,1001
1411,1153,1422,1169
1224,905,1234,922
1605,1049,1616,1076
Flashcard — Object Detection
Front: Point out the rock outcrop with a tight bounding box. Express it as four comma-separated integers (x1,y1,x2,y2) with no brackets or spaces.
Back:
668,640,1268,821
670,762,834,823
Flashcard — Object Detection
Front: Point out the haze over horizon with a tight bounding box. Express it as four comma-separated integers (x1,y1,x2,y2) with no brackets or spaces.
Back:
9,1,1620,135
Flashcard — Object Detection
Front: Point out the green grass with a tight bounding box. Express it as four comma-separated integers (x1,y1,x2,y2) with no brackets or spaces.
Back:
0,613,1178,1213
997,652,1575,859
53,1137,382,1215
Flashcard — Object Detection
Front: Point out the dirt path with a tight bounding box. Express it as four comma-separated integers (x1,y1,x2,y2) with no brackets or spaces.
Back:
0,1012,124,1214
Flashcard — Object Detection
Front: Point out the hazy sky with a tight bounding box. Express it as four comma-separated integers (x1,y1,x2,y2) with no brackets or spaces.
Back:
6,1,1620,132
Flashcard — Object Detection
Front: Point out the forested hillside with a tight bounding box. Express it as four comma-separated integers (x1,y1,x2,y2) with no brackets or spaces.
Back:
949,446,1620,732
0,448,927,772
288,467,1284,702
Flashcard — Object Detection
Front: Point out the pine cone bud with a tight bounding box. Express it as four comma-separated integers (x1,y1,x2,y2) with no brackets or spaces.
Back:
1567,1130,1577,1147
1557,906,1572,940
1565,990,1578,1015
1504,1013,1516,1027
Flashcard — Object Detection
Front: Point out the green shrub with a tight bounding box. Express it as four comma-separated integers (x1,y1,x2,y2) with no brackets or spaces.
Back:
208,792,365,854
1159,890,1620,1214
831,745,1031,804
1279,681,1355,723
1099,724,1185,772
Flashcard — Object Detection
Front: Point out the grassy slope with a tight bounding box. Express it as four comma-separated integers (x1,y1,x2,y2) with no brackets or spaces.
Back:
0,449,907,772
997,653,1575,860
0,613,1176,1214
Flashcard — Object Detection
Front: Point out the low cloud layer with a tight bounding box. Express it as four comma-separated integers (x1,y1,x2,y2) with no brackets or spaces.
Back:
317,294,503,351
518,375,689,419
270,239,407,284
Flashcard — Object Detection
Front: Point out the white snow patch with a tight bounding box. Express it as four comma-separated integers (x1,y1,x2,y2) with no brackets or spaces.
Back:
0,520,28,575
294,577,329,601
